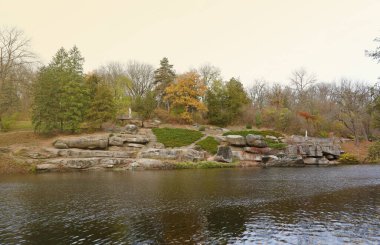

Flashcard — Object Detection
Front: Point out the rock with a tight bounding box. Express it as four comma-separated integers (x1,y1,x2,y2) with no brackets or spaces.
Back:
263,155,304,167
108,136,124,146
143,120,161,128
127,143,145,148
179,149,206,162
46,158,132,169
325,154,336,160
148,142,165,149
214,146,233,163
36,164,59,171
244,147,273,155
321,145,341,157
247,139,267,148
246,134,264,142
57,149,135,158
132,159,164,169
304,157,330,165
226,135,246,146
214,136,227,144
124,124,139,134
139,148,205,162
54,136,108,149
232,151,262,161
109,134,149,146
140,148,180,160
266,135,278,141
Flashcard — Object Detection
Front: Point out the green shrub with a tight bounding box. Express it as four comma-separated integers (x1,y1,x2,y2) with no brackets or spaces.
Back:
339,153,360,164
152,127,203,147
0,114,17,132
174,161,236,169
198,125,206,131
246,124,252,129
367,142,380,163
196,136,219,154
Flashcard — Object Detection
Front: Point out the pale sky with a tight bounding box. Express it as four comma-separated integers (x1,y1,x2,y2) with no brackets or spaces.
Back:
1,0,379,86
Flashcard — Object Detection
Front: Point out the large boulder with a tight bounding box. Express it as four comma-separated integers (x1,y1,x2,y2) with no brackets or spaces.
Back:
57,149,136,158
214,146,233,163
232,151,262,162
226,135,246,146
53,136,108,149
124,124,139,134
262,155,304,167
244,147,275,155
131,159,165,169
139,148,205,162
108,134,149,146
304,157,330,165
45,158,132,169
246,134,267,148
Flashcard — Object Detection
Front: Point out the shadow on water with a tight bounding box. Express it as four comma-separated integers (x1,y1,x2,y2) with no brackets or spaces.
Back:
0,165,379,244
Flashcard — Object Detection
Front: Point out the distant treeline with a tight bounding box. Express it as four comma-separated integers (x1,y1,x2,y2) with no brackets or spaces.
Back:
1,27,380,144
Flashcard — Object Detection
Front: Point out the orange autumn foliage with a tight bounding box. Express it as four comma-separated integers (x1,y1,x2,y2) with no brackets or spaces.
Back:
164,71,207,123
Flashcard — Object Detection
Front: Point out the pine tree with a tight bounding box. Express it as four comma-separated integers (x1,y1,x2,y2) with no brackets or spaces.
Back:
154,57,175,107
86,84,116,129
32,46,88,133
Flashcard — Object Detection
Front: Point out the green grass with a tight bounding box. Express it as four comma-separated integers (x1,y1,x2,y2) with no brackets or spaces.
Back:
152,127,203,147
174,161,237,169
223,129,287,149
196,136,219,154
11,121,33,130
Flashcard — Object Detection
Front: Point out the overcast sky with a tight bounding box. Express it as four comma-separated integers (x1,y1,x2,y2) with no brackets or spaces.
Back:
1,0,379,86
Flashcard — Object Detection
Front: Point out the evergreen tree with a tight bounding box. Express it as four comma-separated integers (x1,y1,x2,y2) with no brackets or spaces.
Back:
86,84,116,129
32,46,88,133
154,57,176,107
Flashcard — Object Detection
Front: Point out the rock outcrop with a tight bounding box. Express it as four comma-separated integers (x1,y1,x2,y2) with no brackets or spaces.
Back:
214,146,233,163
54,136,109,149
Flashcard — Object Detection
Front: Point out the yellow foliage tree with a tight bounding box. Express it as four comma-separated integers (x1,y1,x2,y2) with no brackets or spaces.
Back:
164,71,207,123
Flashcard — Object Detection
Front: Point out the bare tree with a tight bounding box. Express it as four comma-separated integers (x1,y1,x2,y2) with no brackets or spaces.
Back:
290,68,317,95
248,79,267,110
198,63,221,87
333,79,371,144
0,27,36,86
125,61,155,97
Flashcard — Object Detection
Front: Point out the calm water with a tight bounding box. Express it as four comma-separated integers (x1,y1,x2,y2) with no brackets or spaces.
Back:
0,165,380,244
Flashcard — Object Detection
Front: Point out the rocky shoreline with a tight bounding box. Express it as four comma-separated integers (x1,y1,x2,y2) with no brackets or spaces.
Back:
0,125,344,173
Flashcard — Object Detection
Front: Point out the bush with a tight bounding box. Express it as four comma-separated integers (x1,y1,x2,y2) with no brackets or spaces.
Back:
198,125,206,131
152,127,203,147
174,161,236,169
0,114,17,132
196,136,219,154
339,153,360,164
367,142,380,163
246,124,252,129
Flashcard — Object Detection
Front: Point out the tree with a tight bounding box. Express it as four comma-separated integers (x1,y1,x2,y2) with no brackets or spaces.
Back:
365,37,380,63
0,27,36,129
86,84,116,129
290,68,316,103
333,80,371,145
154,57,176,107
197,63,221,87
164,71,207,123
206,78,250,126
32,46,88,133
125,60,155,97
248,79,267,110
131,91,157,127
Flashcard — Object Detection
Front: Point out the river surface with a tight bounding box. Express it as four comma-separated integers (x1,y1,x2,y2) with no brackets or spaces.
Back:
0,165,380,244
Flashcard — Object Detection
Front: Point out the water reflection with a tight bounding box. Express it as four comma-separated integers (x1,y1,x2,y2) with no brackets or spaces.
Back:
0,166,379,244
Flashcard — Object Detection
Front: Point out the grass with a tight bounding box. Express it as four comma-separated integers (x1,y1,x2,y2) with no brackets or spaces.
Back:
174,161,237,169
196,136,219,154
223,129,287,149
11,120,33,131
152,127,204,147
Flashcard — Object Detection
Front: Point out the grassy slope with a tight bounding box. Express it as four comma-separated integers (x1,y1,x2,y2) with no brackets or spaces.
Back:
196,136,219,154
152,127,203,147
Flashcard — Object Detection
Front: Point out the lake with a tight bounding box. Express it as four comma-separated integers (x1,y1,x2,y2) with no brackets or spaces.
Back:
1,165,379,244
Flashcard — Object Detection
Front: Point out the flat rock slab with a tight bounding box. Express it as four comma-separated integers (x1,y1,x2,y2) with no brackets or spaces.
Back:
57,149,136,158
54,136,109,149
226,135,246,146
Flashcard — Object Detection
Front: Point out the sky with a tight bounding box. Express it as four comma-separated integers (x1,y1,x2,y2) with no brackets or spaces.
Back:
1,0,380,86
